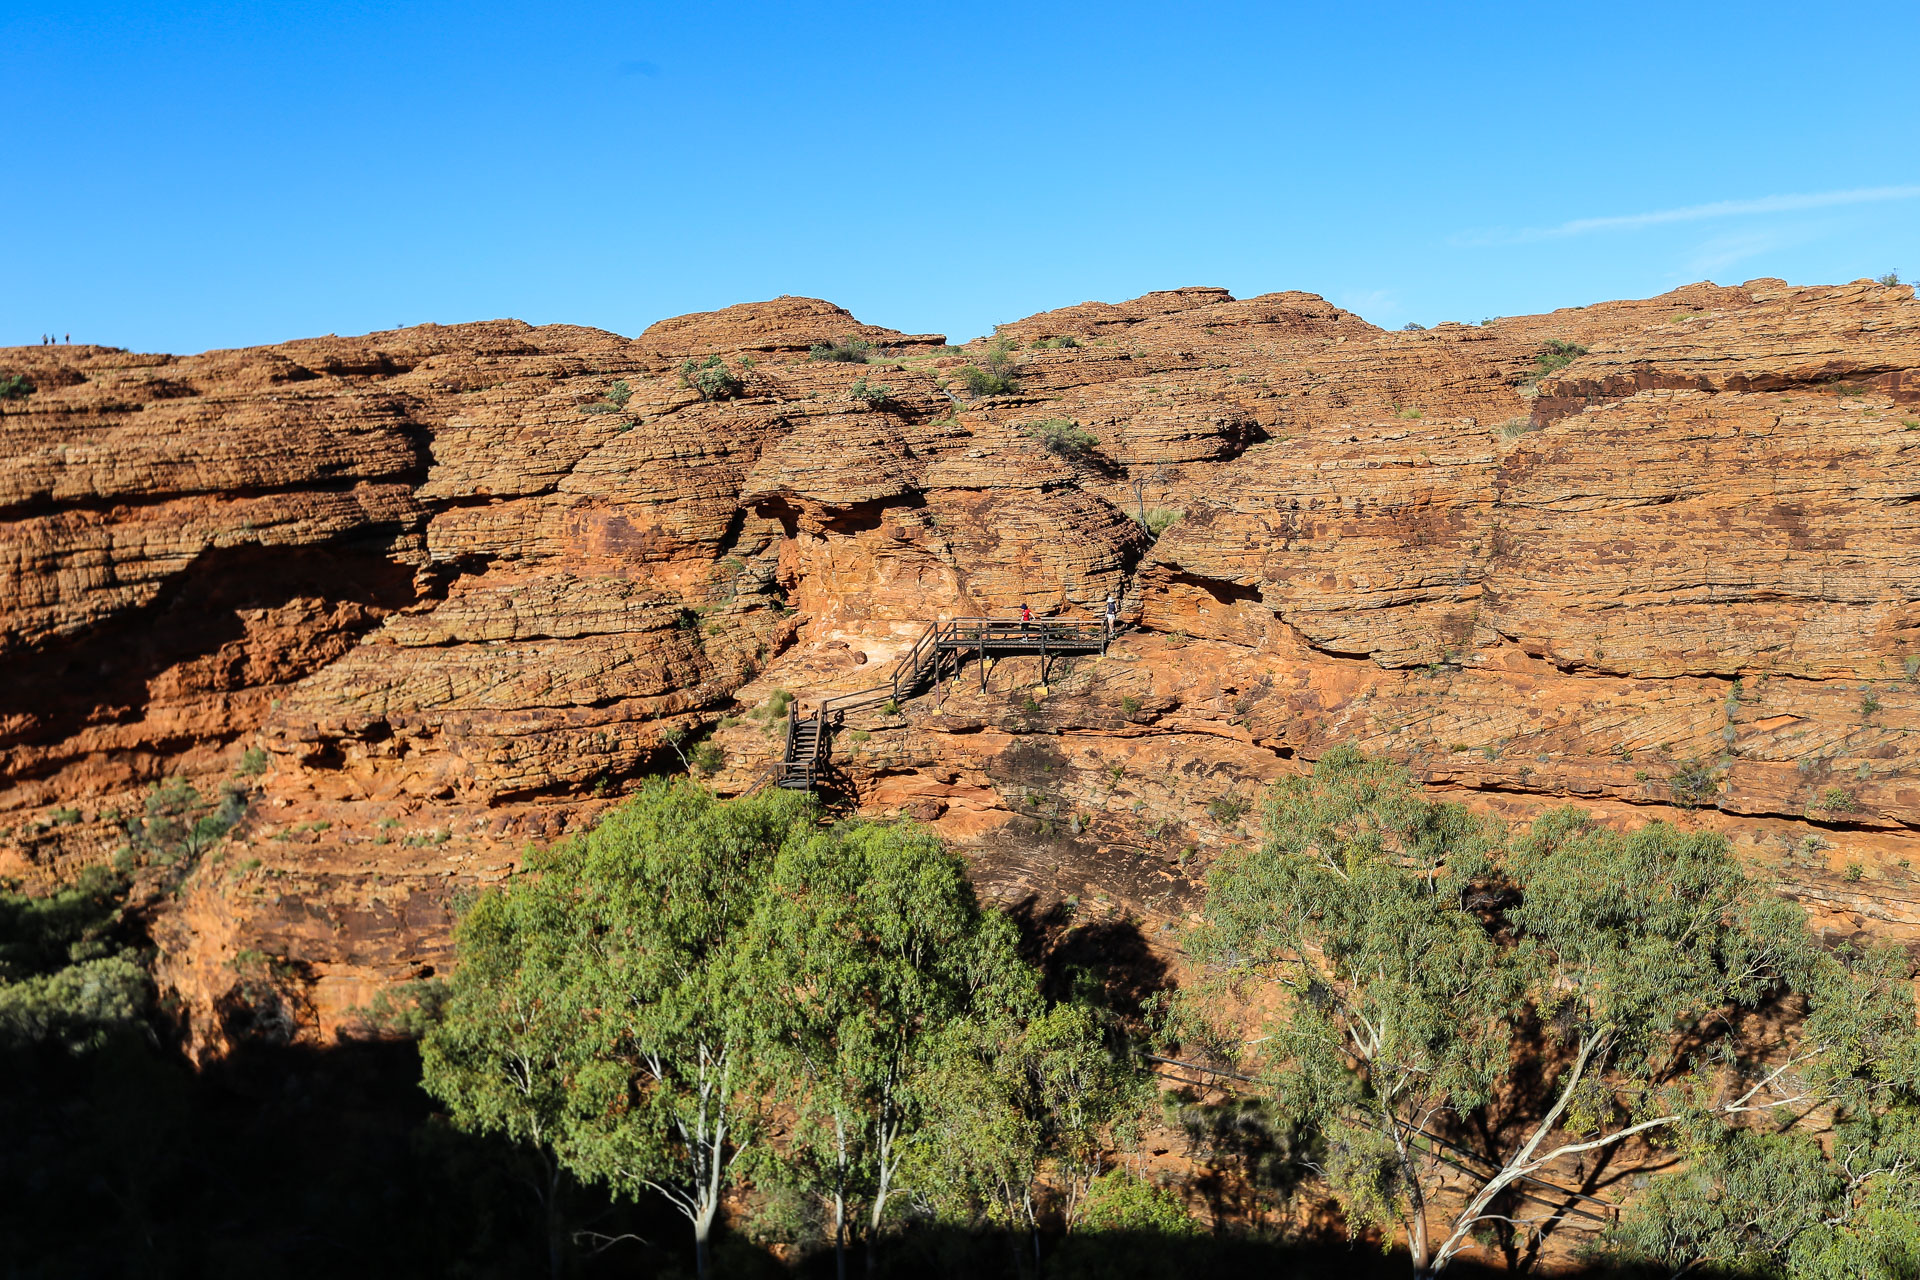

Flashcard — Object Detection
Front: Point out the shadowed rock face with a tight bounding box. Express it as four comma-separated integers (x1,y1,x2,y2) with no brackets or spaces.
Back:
5,278,1920,1055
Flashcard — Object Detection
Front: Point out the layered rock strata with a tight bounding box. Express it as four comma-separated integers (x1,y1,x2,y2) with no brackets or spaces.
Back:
4,280,1918,1055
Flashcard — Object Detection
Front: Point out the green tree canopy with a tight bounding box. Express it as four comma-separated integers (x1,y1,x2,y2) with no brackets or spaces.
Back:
423,779,815,1278
1185,746,1919,1277
0,865,151,1054
423,779,1139,1279
742,818,1016,1277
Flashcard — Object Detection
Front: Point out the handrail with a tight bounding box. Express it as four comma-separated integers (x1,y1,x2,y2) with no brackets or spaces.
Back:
776,613,1119,790
816,616,1110,719
820,619,943,716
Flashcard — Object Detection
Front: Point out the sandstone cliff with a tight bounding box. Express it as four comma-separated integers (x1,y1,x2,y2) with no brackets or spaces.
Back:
4,280,1918,1055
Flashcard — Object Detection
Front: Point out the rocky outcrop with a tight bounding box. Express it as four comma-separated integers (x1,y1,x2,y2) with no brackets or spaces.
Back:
5,277,1919,1056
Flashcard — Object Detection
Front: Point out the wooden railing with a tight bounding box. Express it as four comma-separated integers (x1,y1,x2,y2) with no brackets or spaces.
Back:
819,617,1111,717
780,614,1119,789
776,699,828,789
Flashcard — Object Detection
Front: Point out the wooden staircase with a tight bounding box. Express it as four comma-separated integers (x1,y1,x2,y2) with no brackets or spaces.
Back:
775,615,1122,792
776,701,828,790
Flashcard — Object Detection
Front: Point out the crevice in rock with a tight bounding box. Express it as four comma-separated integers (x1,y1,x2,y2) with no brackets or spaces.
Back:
0,536,420,768
0,472,428,522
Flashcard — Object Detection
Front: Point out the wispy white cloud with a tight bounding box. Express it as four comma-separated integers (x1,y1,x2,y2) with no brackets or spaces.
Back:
1335,288,1400,321
1455,184,1920,247
1681,228,1803,276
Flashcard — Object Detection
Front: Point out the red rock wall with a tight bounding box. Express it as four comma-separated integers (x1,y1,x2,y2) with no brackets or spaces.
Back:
4,280,1917,1056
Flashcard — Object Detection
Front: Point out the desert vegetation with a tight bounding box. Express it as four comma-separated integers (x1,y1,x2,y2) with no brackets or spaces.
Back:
1024,418,1098,460
7,752,1919,1278
959,338,1020,398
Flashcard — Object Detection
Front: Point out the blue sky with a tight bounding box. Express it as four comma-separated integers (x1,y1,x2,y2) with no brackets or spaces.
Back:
7,1,1917,353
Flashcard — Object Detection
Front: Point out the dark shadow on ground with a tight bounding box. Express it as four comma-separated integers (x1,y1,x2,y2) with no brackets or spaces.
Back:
1,1024,1665,1279
0,1031,680,1279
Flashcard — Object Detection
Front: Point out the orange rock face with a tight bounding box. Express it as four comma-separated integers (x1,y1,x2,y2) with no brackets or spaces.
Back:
5,279,1919,1056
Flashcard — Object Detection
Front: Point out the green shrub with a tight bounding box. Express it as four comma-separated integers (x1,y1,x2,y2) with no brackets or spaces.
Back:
1876,270,1902,286
679,355,743,401
1529,339,1588,382
1207,794,1249,825
1031,335,1080,350
583,378,633,413
958,337,1019,397
0,865,151,1052
48,807,81,827
237,746,269,776
1026,417,1098,459
1120,695,1142,717
959,364,1014,396
1139,508,1182,537
1073,1170,1198,1235
847,376,892,407
0,373,32,415
1861,691,1882,718
1817,787,1858,814
690,743,725,777
808,337,872,363
1668,759,1718,808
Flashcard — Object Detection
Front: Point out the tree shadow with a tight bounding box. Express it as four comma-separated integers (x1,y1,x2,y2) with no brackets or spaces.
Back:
1003,895,1171,1028
0,1030,679,1280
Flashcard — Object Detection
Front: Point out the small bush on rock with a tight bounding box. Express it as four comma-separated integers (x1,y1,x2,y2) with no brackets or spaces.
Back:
1139,508,1182,538
1026,418,1098,459
1529,339,1588,382
808,337,872,363
958,337,1019,397
680,355,743,401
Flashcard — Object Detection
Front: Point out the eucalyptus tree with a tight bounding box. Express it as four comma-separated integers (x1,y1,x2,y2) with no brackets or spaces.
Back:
1186,745,1511,1273
423,779,815,1280
1600,1100,1920,1279
420,868,584,1279
909,995,1148,1278
1187,746,1918,1277
557,780,814,1278
740,819,1004,1278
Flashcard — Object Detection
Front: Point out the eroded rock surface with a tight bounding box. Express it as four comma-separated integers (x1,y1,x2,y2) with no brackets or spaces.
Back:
5,278,1920,1055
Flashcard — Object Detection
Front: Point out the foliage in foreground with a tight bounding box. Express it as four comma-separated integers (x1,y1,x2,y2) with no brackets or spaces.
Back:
1183,746,1920,1278
422,779,1145,1279
0,865,151,1053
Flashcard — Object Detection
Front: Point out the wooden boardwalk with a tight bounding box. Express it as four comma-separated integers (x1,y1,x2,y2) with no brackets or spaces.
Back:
776,616,1113,790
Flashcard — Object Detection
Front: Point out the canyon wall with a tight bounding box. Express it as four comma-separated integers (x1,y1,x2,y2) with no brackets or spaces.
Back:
4,279,1918,1055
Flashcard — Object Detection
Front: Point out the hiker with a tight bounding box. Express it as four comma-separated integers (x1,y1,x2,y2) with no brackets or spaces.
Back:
1105,593,1119,639
1019,602,1032,638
